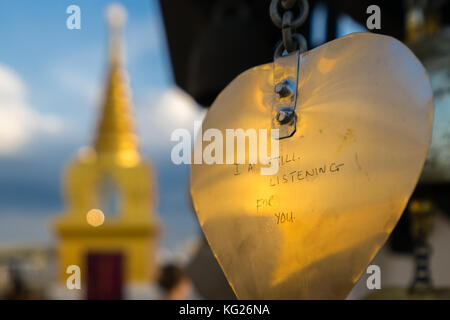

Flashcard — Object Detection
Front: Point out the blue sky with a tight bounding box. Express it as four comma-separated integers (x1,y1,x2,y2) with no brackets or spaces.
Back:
0,0,204,254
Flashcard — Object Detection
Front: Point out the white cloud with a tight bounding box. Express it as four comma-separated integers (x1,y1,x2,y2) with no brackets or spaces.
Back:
0,64,63,156
138,86,206,153
48,50,103,108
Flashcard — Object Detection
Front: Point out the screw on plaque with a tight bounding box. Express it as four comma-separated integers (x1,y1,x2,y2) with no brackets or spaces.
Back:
271,52,300,140
275,79,295,98
276,107,295,124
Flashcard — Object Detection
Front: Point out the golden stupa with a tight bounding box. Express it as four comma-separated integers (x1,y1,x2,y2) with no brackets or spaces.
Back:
53,5,158,299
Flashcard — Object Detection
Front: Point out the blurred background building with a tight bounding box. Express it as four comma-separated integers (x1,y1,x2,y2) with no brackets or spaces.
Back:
0,0,205,300
52,5,159,300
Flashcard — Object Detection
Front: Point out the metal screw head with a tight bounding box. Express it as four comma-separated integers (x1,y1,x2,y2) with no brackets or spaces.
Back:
275,79,295,98
277,108,295,124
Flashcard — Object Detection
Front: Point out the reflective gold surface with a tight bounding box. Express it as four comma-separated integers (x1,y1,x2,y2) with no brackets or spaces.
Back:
191,33,433,299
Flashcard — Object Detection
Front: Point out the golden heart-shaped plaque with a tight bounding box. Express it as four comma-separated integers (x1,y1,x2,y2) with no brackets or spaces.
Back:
190,33,433,299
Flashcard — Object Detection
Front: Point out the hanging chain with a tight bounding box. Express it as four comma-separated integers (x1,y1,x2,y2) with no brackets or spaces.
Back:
410,236,433,292
270,0,309,58
408,199,434,292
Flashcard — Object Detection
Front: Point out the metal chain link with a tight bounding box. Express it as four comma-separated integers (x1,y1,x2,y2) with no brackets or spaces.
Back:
411,244,433,291
410,233,433,291
270,0,309,56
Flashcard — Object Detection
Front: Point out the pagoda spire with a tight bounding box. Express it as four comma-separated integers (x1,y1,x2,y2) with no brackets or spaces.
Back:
94,4,139,165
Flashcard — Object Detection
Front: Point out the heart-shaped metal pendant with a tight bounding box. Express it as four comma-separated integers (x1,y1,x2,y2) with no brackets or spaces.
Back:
190,33,433,299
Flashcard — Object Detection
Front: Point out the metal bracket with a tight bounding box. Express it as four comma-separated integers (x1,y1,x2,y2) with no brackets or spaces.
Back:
272,50,300,139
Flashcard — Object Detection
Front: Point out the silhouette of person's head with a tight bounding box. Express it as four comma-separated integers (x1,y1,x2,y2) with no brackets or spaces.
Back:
158,264,192,300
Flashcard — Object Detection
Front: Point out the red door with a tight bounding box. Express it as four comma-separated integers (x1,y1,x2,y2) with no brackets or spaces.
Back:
86,252,124,300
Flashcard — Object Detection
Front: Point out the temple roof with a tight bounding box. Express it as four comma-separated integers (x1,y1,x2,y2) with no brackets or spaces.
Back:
93,5,140,165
